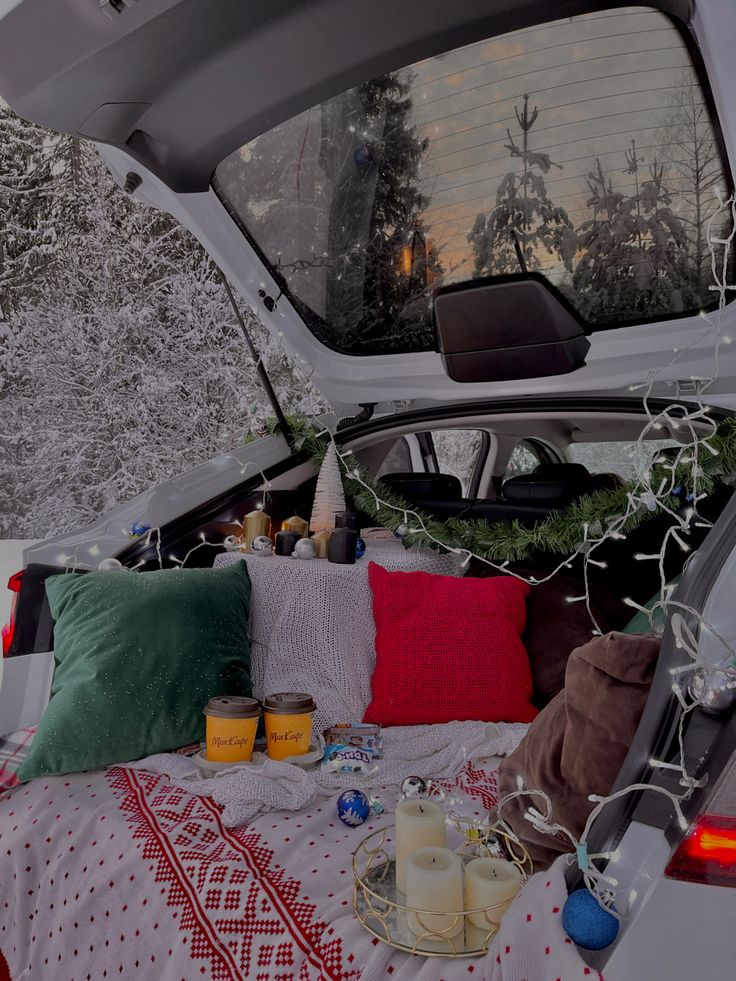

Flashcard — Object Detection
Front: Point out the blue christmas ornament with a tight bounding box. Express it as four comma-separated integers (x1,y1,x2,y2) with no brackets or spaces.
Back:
337,789,370,827
562,889,619,951
356,537,366,559
129,522,151,538
354,143,374,169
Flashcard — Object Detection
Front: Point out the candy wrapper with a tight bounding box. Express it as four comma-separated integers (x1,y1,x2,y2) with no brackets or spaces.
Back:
322,743,377,774
323,723,382,758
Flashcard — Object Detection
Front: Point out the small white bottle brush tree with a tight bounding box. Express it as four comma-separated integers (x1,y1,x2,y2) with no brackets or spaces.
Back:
310,443,346,533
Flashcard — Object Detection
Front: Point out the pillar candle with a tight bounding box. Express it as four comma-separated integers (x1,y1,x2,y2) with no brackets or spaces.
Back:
282,515,309,537
463,857,521,929
394,798,446,894
405,847,464,940
311,529,331,558
275,530,301,556
242,509,271,551
334,511,361,534
327,527,357,565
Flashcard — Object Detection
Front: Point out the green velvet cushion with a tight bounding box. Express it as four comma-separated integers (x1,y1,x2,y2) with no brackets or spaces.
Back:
19,561,252,780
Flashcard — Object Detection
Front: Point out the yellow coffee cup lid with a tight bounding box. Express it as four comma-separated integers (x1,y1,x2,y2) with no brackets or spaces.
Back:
203,696,260,719
263,692,316,715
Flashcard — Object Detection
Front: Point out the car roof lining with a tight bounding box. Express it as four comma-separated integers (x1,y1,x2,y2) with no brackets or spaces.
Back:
0,0,694,192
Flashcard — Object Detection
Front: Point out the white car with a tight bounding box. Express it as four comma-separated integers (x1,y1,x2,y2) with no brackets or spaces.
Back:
1,1,735,978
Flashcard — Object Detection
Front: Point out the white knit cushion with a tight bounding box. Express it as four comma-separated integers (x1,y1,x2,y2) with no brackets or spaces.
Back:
215,532,461,732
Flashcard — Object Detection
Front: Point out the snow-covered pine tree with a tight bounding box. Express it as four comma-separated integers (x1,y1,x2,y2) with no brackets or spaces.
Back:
0,103,55,321
309,443,346,533
217,71,437,354
656,74,727,296
573,145,696,323
468,95,577,278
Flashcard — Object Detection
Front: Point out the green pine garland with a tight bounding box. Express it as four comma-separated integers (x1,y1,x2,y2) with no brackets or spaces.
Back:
283,415,736,565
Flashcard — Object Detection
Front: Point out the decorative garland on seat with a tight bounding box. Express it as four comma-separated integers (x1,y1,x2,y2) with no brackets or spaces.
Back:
285,414,736,566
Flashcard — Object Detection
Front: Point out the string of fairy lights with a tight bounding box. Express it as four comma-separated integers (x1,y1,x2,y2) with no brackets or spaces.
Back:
55,190,736,923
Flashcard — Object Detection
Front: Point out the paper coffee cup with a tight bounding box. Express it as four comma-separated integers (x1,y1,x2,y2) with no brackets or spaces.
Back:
204,696,260,763
263,693,317,761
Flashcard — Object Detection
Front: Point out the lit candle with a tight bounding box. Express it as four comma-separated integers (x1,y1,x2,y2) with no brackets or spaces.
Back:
242,509,271,551
394,798,446,894
463,857,522,929
311,529,331,558
282,515,309,537
405,847,464,940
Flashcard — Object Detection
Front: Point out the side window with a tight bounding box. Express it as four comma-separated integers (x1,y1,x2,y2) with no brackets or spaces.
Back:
431,430,484,496
569,440,681,481
504,441,542,480
376,436,413,477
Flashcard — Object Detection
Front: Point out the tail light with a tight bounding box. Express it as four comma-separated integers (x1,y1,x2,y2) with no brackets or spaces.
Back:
665,749,736,887
1,570,24,657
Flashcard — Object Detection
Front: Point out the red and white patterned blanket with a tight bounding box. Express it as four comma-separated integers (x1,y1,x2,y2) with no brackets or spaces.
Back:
0,755,598,980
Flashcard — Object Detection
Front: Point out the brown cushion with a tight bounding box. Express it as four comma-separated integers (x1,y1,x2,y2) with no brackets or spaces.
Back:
466,563,623,707
495,631,660,868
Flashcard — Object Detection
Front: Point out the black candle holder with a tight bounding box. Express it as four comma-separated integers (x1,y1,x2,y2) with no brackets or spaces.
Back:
328,528,358,565
275,530,302,556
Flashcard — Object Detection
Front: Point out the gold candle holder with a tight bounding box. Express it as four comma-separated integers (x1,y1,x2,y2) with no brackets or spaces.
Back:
352,826,531,958
242,509,271,552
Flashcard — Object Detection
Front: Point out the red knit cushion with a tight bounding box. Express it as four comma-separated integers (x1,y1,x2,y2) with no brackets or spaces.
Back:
364,563,538,726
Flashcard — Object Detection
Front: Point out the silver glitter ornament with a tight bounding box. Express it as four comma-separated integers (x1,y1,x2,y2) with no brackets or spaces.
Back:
223,534,242,550
98,557,125,571
485,833,511,860
688,667,736,714
251,535,274,555
401,775,427,798
293,538,316,560
395,523,410,539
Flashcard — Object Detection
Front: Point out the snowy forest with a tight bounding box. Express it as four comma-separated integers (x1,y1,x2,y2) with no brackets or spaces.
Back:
0,105,313,539
0,43,729,539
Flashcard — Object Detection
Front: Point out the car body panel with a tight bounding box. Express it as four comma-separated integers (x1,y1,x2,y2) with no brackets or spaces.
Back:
21,432,292,570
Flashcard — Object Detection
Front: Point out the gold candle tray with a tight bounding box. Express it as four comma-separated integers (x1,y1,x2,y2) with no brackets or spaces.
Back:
352,826,531,958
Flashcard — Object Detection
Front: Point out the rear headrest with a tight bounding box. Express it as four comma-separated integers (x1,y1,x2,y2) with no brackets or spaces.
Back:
503,462,591,505
379,472,463,502
533,462,590,480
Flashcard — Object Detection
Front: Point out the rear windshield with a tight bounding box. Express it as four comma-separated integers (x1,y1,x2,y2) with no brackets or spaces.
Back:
215,6,730,355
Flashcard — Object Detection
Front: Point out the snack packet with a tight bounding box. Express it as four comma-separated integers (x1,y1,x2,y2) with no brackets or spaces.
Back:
322,743,376,773
323,723,383,758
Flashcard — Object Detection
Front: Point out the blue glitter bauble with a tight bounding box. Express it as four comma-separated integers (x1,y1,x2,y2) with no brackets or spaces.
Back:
130,522,151,537
355,537,366,559
337,789,370,827
354,144,374,169
562,890,619,950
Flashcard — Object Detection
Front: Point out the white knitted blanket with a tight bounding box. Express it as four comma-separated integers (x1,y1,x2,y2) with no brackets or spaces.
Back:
126,720,528,827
